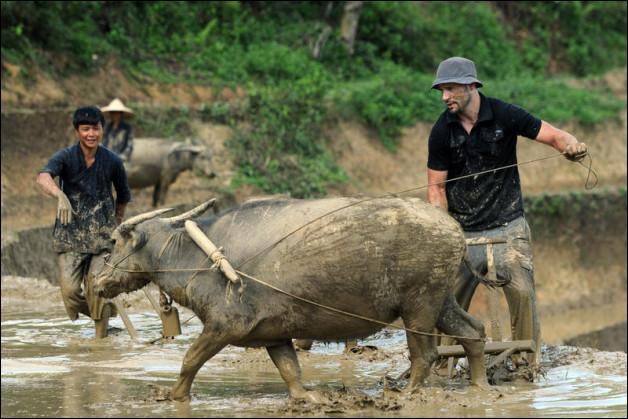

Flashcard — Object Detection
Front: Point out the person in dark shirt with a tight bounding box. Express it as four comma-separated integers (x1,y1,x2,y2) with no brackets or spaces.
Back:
101,98,134,162
427,57,587,365
36,106,132,338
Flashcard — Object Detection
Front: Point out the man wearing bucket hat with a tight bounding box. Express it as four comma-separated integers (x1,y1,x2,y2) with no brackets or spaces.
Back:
102,98,134,163
427,57,588,366
36,106,131,338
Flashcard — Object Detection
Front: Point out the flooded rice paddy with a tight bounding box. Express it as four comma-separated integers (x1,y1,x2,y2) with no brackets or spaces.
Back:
1,277,626,418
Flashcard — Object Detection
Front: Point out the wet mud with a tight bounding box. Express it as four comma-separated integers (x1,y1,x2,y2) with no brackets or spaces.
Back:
2,276,626,417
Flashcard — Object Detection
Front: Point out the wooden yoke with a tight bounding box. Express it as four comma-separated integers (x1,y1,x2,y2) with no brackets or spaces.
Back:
185,220,243,301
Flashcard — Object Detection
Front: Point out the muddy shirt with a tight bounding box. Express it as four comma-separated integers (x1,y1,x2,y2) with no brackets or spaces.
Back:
40,143,132,254
103,121,133,161
427,93,542,231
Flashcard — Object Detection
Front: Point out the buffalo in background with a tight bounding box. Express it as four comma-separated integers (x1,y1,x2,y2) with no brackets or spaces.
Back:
125,138,215,207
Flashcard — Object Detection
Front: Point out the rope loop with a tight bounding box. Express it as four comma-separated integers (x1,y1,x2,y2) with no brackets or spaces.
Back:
209,247,225,271
577,152,599,190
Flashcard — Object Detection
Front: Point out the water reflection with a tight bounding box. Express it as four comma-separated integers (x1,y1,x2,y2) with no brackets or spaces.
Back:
532,367,627,417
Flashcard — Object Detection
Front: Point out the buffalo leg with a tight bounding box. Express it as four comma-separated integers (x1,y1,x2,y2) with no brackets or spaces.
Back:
94,303,111,339
152,183,161,208
158,176,171,206
171,332,226,401
402,313,439,389
266,342,325,403
437,294,489,387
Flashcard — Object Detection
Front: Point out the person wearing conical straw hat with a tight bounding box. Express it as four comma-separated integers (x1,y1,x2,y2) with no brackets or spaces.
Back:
101,98,134,163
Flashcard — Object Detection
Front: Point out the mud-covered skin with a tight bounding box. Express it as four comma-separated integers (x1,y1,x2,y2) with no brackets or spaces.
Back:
125,138,215,207
95,197,487,401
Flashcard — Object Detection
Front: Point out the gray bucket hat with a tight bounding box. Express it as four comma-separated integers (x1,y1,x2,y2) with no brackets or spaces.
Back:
432,57,483,89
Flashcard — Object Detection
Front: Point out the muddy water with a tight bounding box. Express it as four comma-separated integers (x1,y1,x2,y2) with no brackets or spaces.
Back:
2,279,627,418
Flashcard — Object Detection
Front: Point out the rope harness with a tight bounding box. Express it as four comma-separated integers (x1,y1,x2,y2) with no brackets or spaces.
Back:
104,152,596,343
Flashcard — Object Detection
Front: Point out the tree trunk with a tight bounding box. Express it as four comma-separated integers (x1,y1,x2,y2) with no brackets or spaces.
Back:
340,1,363,55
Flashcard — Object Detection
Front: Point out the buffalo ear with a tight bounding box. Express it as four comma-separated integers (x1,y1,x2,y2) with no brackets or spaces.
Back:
117,223,135,238
131,231,148,250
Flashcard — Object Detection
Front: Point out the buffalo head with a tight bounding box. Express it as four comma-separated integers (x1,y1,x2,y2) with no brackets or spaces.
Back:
94,199,216,298
192,147,216,179
176,144,215,179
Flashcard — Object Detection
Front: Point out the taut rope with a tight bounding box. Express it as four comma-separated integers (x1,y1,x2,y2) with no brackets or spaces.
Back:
236,152,596,270
104,151,596,342
104,261,484,341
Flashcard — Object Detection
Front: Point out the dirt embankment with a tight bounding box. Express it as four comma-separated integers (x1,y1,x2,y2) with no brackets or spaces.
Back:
2,66,626,232
1,62,626,346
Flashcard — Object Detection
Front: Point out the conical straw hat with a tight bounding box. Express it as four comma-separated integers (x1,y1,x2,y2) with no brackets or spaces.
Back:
101,98,134,117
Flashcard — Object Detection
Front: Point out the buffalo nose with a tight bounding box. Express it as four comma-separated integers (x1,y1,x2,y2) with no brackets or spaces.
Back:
94,284,105,296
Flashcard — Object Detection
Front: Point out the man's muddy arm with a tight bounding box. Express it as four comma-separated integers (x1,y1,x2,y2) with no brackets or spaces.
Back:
36,172,73,224
427,168,448,211
36,172,63,198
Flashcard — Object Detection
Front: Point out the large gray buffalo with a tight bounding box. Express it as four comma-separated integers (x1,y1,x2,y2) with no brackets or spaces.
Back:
95,197,488,402
125,138,215,207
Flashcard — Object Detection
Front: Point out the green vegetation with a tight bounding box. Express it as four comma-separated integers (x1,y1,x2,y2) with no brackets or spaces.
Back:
524,187,627,240
525,188,628,222
2,1,626,197
133,105,196,140
224,82,347,198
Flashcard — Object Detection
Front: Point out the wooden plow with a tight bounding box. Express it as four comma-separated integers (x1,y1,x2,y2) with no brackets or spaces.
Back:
437,237,536,377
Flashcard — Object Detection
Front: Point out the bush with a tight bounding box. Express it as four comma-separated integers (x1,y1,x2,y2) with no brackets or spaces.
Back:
2,1,626,197
331,63,439,150
356,2,522,78
494,1,627,76
485,77,624,125
226,82,346,198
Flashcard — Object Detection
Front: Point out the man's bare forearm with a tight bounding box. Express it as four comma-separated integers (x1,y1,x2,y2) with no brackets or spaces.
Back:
427,169,449,211
536,120,581,152
428,186,448,211
36,172,62,198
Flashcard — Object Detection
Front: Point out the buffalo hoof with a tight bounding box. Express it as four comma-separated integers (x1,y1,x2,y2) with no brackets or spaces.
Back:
403,383,428,395
291,389,327,405
170,388,191,403
304,390,327,404
470,380,492,392
172,393,190,403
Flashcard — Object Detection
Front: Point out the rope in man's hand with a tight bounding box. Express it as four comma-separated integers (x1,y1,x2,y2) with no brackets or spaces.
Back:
577,152,598,190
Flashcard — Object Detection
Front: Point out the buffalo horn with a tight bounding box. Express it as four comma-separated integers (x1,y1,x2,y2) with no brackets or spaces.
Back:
161,198,216,224
176,145,204,153
117,208,175,233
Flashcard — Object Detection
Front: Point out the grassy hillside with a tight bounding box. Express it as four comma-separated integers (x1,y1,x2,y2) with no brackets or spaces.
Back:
2,1,626,197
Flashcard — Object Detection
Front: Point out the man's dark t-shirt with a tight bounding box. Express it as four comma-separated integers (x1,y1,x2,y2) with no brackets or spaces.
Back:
40,143,132,254
427,93,542,231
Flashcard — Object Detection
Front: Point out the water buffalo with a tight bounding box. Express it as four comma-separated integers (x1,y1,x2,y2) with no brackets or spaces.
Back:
125,138,215,207
95,197,488,402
